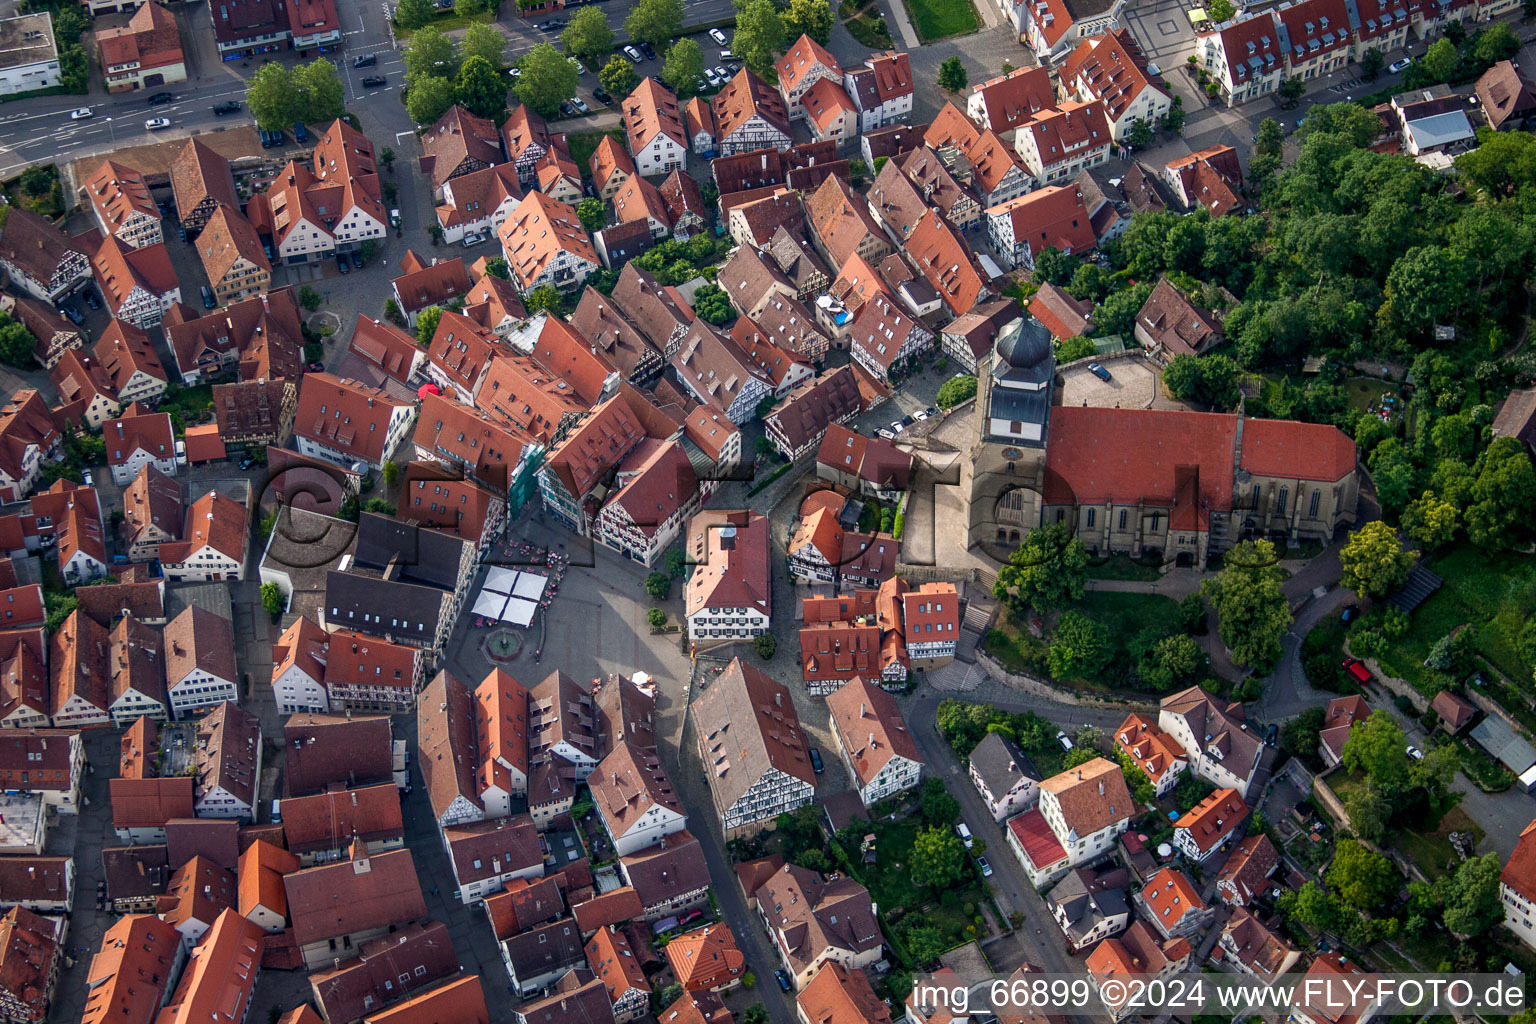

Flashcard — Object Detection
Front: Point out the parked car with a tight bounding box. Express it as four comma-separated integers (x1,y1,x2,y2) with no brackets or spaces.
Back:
1407,745,1424,761
145,117,171,130
63,307,84,326
306,361,325,373
956,822,973,849
725,61,740,75
1342,657,1373,684
1341,604,1359,623
1265,724,1279,747
1389,57,1412,73
775,970,792,992
559,101,575,117
259,128,281,148
389,209,402,229
350,250,364,269
353,53,377,67
913,408,931,421
1088,361,1112,382
201,285,216,309
593,87,613,105
83,290,100,311
876,427,896,440
638,41,657,60
568,57,587,75
1056,730,1074,751
147,91,174,106
709,27,728,44
809,748,823,774
976,856,993,877
336,253,349,274
571,96,590,114
70,107,92,120
508,66,522,77
704,67,721,88
293,122,309,143
361,75,387,88
719,48,734,60
462,231,485,247
713,65,729,83
239,454,258,470
212,100,241,115
623,45,642,63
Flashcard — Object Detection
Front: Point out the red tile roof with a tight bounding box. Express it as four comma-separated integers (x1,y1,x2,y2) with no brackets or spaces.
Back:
1174,787,1246,854
969,66,1055,132
1008,808,1067,870
777,34,842,93
904,209,986,316
1239,418,1356,482
293,372,411,465
394,255,473,316
665,922,745,990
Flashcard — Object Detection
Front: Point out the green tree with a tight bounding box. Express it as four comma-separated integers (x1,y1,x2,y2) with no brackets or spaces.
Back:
1201,538,1290,670
576,197,606,233
665,548,687,578
1368,439,1419,519
1048,611,1108,679
1127,118,1154,148
1326,839,1401,912
936,374,977,408
754,632,777,659
625,0,685,44
1206,0,1235,19
1343,783,1393,842
599,55,639,99
743,1005,768,1024
938,56,967,93
1282,706,1325,764
733,0,786,77
1341,710,1411,799
1360,47,1384,80
1160,95,1186,133
1117,750,1156,804
382,460,400,486
298,285,323,311
919,778,960,825
455,0,485,18
782,0,833,43
483,256,510,280
1386,245,1467,334
1277,77,1305,108
260,582,285,619
1439,853,1503,936
647,607,667,627
911,826,967,890
561,7,613,64
1339,521,1415,599
1139,633,1204,691
394,0,435,29
461,22,507,66
995,522,1088,614
247,63,299,130
415,305,444,346
1255,116,1283,158
1054,336,1096,363
525,284,564,315
404,25,459,85
693,283,735,325
1473,23,1520,69
663,38,706,98
1422,36,1459,83
1032,246,1076,285
517,43,579,117
1092,281,1153,336
406,75,456,125
1465,437,1536,549
293,58,345,123
0,315,34,368
644,571,671,598
455,55,508,118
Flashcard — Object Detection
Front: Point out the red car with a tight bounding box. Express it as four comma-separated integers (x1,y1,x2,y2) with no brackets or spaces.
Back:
1341,658,1372,684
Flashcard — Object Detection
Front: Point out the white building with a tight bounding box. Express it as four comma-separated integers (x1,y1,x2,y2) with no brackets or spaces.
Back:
1007,758,1132,886
1502,818,1536,953
165,606,239,720
589,740,687,857
967,730,1041,821
825,677,923,807
1158,686,1269,800
0,13,60,98
270,617,330,715
684,510,771,643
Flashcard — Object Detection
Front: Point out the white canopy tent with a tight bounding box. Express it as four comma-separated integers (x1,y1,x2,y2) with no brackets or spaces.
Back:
483,567,518,594
512,572,548,601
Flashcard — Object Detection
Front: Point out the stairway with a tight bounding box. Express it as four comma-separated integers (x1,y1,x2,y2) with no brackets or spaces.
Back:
956,593,998,663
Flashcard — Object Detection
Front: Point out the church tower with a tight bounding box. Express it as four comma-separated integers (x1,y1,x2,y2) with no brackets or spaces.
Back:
963,316,1054,551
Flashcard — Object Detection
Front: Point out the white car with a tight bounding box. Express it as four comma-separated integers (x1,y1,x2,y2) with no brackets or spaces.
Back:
704,67,721,88
145,117,171,130
568,57,587,74
713,65,729,82
70,107,93,120
719,48,734,60
1407,745,1424,761
462,231,485,247
508,66,522,77
623,44,642,63
1389,57,1412,73
709,27,728,45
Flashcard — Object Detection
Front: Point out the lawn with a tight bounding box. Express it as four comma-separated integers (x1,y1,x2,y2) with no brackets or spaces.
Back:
395,9,494,37
1343,376,1396,414
863,817,990,952
843,6,893,47
1376,544,1536,697
985,593,1183,691
565,130,624,177
1085,554,1164,582
901,0,978,40
1388,805,1483,882
983,606,1048,677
